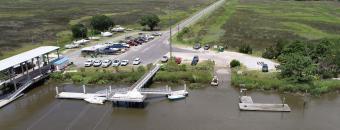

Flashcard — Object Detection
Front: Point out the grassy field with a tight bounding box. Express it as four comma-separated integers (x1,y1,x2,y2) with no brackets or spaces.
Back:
174,0,340,50
0,0,216,59
231,68,340,95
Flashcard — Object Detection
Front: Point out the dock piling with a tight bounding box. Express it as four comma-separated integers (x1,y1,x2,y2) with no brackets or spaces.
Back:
83,85,86,94
56,87,59,95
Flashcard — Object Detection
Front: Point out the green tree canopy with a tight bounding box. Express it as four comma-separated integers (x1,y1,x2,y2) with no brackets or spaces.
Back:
278,53,316,83
71,23,87,38
139,14,160,31
90,15,114,31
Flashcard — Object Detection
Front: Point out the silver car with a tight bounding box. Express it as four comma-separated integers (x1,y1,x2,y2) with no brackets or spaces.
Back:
93,60,102,67
112,59,121,66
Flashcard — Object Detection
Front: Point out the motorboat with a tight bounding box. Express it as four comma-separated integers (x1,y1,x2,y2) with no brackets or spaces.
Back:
211,76,218,86
84,97,106,104
167,94,186,100
171,90,188,96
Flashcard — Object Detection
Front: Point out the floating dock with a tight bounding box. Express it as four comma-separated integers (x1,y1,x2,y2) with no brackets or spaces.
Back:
239,96,291,112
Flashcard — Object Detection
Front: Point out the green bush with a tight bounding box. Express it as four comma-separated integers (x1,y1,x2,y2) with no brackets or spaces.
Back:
238,44,252,54
231,69,340,95
137,66,146,72
50,72,64,80
230,60,240,68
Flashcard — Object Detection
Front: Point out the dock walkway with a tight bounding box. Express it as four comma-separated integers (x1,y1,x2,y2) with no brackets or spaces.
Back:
239,96,291,112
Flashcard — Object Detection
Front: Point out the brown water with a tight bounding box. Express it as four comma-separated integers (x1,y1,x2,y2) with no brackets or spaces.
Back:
0,82,340,130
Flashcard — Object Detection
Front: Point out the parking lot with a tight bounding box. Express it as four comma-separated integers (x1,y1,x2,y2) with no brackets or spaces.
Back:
63,31,167,68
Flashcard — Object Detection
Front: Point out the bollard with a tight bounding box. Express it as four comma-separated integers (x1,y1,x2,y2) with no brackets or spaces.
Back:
55,87,59,95
83,85,86,94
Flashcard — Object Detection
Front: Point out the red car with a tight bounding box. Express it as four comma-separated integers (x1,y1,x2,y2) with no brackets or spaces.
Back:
175,57,182,64
127,40,138,46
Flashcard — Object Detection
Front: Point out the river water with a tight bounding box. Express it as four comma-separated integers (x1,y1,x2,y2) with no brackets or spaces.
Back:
0,81,340,130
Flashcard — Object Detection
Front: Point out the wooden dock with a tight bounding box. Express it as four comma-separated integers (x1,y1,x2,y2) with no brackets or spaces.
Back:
239,103,291,112
239,96,291,112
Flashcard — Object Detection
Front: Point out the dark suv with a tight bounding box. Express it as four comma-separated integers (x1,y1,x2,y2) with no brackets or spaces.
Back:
193,43,201,50
262,64,269,72
191,55,199,66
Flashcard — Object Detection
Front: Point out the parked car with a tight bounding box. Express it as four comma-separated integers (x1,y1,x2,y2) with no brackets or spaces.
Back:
121,60,129,66
161,56,168,63
193,43,201,50
133,58,141,65
102,60,112,68
191,55,199,66
175,57,182,64
262,64,269,72
93,60,102,67
204,44,210,50
84,59,94,67
127,40,139,46
152,32,162,36
112,59,121,66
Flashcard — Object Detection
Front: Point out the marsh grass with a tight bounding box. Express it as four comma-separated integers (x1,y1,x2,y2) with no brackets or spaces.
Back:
231,69,340,95
0,0,216,59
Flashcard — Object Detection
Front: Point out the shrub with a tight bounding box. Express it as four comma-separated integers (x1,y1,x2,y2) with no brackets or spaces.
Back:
230,60,241,68
50,72,64,80
71,23,87,38
238,44,252,54
146,63,153,70
262,46,276,59
137,66,146,72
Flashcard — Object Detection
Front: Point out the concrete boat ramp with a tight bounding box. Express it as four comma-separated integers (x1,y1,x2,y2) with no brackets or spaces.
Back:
239,96,291,112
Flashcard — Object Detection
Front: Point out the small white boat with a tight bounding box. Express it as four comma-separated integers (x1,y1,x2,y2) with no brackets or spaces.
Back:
84,97,105,104
211,76,218,86
167,94,186,100
171,90,189,96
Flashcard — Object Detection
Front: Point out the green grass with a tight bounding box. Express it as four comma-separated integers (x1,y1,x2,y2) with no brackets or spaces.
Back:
173,0,239,45
154,60,215,89
231,68,340,95
51,66,147,84
174,0,340,51
0,0,217,59
220,0,340,49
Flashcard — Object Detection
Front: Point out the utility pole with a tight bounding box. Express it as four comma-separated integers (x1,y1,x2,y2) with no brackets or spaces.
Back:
169,0,173,59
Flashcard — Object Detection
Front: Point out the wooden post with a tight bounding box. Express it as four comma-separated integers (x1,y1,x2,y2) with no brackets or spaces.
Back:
31,59,35,71
20,63,25,75
25,61,30,79
11,67,17,91
47,53,50,64
83,85,86,94
55,87,59,95
57,49,60,59
37,57,42,75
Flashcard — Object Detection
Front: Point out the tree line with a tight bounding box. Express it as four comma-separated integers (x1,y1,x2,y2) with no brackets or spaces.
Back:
263,39,339,82
71,14,160,39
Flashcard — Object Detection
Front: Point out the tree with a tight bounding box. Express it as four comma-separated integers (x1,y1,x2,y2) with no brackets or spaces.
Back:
90,15,114,31
278,53,316,83
139,14,160,31
71,24,87,38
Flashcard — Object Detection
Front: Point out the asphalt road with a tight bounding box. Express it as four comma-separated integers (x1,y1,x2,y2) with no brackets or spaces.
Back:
64,0,226,67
